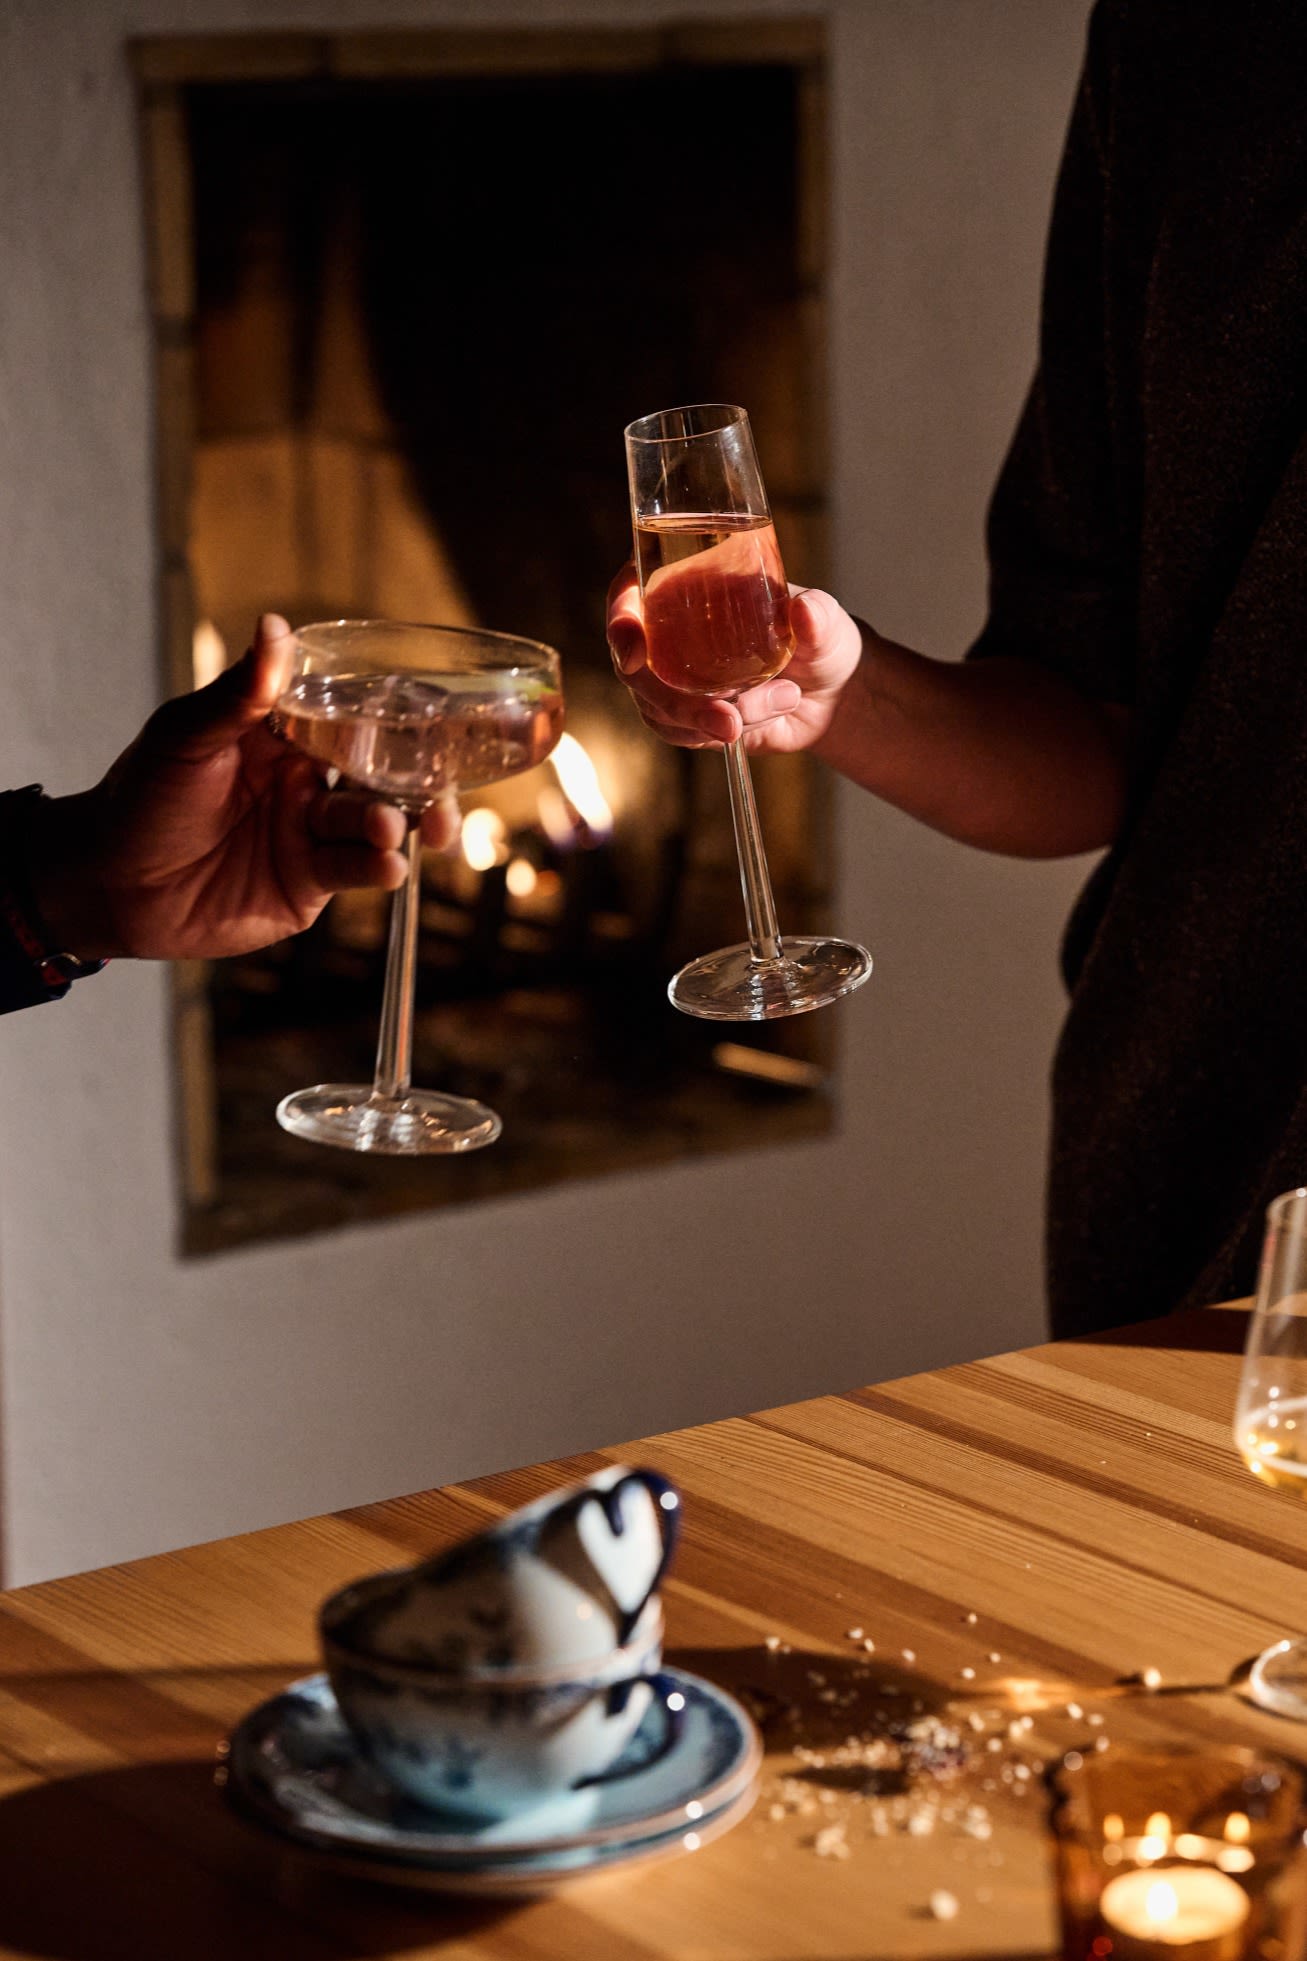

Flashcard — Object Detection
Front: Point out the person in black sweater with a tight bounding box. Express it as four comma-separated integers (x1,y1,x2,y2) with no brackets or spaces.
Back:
0,614,452,1016
611,0,1307,1337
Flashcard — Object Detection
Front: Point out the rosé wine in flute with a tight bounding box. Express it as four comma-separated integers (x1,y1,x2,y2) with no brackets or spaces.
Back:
635,513,795,698
274,670,565,809
624,401,871,1021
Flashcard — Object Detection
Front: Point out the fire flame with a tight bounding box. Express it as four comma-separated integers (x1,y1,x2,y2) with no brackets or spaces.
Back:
460,732,613,878
549,733,614,838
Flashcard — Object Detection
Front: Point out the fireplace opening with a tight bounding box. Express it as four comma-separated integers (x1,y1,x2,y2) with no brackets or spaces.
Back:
136,26,839,1255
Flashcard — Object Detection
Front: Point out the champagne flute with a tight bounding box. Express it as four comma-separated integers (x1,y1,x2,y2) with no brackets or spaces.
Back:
624,403,872,1020
1235,1187,1307,1716
273,619,563,1154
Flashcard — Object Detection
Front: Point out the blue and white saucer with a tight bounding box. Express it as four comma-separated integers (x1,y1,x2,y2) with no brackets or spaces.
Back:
223,1667,761,1895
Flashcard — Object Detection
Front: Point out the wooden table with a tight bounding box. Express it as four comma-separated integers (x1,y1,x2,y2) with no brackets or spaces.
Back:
1,1307,1304,1960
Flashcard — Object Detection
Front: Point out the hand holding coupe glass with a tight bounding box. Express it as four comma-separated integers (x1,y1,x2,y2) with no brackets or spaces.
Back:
275,403,869,1154
273,621,563,1155
11,614,462,976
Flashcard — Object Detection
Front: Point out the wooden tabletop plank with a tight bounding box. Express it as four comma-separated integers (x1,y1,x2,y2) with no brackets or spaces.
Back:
0,1309,1303,1958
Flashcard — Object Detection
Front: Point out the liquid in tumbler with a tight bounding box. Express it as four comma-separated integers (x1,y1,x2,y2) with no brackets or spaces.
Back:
635,512,794,697
1241,1398,1307,1493
275,671,565,807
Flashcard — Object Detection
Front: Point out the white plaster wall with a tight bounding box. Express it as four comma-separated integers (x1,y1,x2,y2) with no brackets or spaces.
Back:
0,0,1093,1584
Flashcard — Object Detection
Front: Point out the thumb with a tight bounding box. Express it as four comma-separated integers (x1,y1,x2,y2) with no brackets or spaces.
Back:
791,587,838,653
606,562,646,676
148,614,294,759
790,588,863,671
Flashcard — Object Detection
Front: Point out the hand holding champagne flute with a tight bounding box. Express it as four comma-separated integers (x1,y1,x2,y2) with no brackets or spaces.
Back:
273,619,563,1154
623,404,871,1019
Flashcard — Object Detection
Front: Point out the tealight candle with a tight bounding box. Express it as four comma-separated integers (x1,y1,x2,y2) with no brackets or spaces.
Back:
1100,1867,1249,1959
1049,1748,1307,1961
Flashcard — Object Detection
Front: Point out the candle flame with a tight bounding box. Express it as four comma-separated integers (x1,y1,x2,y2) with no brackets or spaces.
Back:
1145,1880,1179,1926
1217,1846,1255,1874
1224,1813,1250,1845
1103,1814,1124,1843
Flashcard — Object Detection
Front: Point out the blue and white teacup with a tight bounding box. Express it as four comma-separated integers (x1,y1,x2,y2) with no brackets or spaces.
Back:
324,1464,681,1676
317,1465,684,1818
321,1585,680,1818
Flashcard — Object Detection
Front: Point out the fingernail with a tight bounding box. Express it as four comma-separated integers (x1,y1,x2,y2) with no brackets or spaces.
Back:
608,631,641,674
767,681,801,713
257,612,292,640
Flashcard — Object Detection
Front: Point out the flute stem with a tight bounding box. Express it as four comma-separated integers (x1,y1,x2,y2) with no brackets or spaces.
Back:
373,821,422,1101
723,737,783,964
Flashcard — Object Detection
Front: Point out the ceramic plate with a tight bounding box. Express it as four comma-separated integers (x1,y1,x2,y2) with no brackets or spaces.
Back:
224,1666,760,1885
261,1784,760,1898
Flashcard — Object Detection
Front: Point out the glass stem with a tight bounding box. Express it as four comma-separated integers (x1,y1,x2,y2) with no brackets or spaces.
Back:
373,820,422,1103
723,737,783,964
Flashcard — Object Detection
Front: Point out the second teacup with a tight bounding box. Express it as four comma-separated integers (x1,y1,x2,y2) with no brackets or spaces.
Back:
326,1464,681,1675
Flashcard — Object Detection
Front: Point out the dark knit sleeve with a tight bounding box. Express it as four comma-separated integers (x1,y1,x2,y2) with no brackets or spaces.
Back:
967,0,1135,705
0,790,106,1013
0,921,66,1013
0,867,70,1013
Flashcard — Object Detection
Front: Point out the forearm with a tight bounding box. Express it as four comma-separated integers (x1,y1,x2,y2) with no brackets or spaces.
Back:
813,629,1129,859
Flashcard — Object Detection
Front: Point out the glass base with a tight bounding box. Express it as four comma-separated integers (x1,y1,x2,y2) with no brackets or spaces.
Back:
669,937,873,1022
1247,1639,1307,1720
276,1086,502,1155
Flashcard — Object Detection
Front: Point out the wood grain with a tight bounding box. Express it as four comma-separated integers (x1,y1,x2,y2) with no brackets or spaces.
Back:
1,1306,1304,1959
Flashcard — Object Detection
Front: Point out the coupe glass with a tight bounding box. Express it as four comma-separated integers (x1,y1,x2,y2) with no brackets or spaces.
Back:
272,619,563,1154
1234,1187,1307,1716
624,403,872,1019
